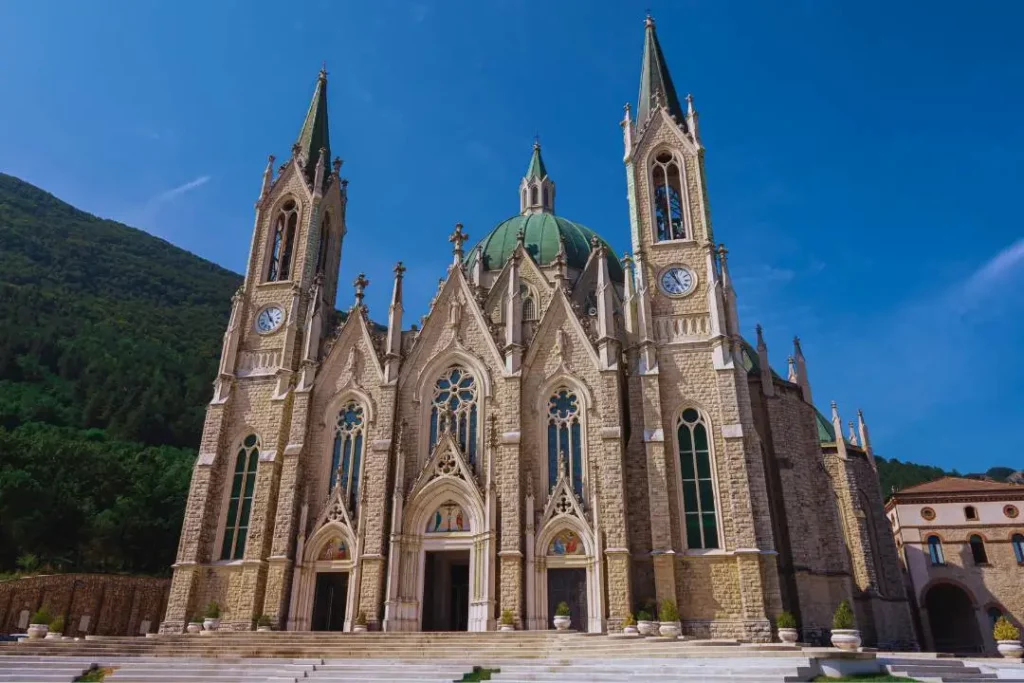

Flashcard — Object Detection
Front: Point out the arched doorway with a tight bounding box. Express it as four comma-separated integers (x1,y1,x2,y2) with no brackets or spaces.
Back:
924,583,982,653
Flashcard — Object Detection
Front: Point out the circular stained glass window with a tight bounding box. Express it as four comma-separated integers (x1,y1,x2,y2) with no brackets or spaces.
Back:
681,408,700,424
1005,505,1019,519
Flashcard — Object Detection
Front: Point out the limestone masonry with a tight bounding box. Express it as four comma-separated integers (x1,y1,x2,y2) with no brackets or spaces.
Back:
160,16,916,648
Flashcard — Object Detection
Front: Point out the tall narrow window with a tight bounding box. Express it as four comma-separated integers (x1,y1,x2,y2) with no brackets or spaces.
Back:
330,402,365,512
548,389,583,497
267,200,299,281
678,408,718,549
651,151,686,241
221,434,260,560
1012,534,1024,564
965,505,978,520
428,367,479,465
927,535,945,565
530,186,539,205
521,284,538,322
316,213,331,275
969,534,988,564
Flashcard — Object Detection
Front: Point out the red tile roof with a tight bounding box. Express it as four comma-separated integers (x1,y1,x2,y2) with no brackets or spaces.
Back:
895,476,1024,496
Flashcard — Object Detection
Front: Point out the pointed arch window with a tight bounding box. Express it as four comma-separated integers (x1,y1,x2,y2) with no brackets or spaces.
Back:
969,534,988,564
330,402,365,512
530,185,539,205
677,408,719,549
221,434,260,560
267,200,299,282
927,535,945,565
428,367,479,465
521,284,538,322
548,389,583,497
652,151,686,241
316,212,331,275
1012,534,1024,564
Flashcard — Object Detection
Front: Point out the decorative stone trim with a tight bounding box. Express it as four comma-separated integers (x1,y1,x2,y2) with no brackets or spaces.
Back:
643,428,664,443
197,452,216,466
371,439,392,452
720,423,743,439
258,449,278,463
283,443,303,456
501,430,521,444
599,426,622,440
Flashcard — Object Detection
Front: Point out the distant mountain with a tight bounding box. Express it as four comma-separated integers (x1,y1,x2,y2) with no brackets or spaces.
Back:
876,458,1021,498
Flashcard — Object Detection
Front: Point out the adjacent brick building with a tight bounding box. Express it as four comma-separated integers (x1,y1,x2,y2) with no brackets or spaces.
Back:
161,15,916,648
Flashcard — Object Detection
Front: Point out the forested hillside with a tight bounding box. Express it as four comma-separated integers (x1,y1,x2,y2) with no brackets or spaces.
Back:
0,173,240,573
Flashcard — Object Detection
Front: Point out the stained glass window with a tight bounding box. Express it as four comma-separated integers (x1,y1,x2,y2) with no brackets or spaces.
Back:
678,408,718,549
652,151,686,241
927,535,944,565
221,434,260,560
267,200,298,281
1012,534,1024,564
428,367,479,465
331,403,364,513
548,389,583,497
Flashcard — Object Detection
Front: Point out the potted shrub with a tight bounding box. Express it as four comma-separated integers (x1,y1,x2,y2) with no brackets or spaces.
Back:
352,611,368,633
658,600,680,638
499,608,516,632
202,601,221,632
46,615,64,640
776,611,799,644
622,612,638,636
829,599,860,650
994,617,1022,658
553,602,571,631
186,616,202,635
27,608,52,640
636,609,654,636
255,614,273,632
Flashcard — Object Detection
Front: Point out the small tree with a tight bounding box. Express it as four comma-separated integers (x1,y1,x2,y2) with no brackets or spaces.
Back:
501,609,515,626
49,615,65,633
203,601,221,619
832,600,854,630
555,602,571,617
636,609,652,622
623,612,636,627
776,611,797,629
30,608,52,625
993,616,1020,642
354,611,368,626
658,600,679,622
255,614,272,629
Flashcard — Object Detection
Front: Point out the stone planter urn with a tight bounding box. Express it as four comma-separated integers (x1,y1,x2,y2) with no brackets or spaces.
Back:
997,640,1024,658
186,622,202,634
352,624,368,633
778,628,799,644
499,624,515,632
623,625,639,636
44,630,62,640
658,622,681,638
26,624,48,640
830,629,861,651
636,620,654,636
202,617,221,632
256,626,272,633
553,615,571,631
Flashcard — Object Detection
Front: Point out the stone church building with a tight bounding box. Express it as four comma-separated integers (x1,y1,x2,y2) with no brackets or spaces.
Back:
161,16,916,647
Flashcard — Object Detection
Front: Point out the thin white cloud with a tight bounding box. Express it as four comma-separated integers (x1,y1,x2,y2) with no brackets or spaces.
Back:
960,238,1024,300
155,175,210,203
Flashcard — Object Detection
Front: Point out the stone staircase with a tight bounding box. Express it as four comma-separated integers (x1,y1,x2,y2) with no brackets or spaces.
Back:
883,656,1024,682
480,657,818,682
0,655,95,683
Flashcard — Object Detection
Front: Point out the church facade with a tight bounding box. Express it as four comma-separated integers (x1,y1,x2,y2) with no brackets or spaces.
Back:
161,17,916,647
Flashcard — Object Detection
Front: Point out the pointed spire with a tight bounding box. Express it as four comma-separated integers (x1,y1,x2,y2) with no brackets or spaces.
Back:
295,65,331,183
787,356,797,382
756,324,774,397
525,138,548,180
520,140,555,215
259,154,276,201
686,93,701,143
449,223,469,268
352,272,369,309
848,421,859,446
858,409,877,470
793,336,813,405
553,236,568,287
637,13,686,128
595,239,619,369
621,253,636,335
385,262,405,384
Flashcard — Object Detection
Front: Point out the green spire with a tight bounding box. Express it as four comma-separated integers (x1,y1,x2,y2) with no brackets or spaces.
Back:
636,14,685,127
295,65,331,180
525,140,548,180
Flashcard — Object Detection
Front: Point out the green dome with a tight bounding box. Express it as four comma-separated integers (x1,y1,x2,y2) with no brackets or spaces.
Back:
465,213,623,282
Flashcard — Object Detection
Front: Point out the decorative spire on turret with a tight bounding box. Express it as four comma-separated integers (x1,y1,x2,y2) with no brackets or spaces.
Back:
755,324,775,397
352,272,369,309
636,13,687,130
793,336,813,405
621,254,636,335
787,356,798,382
595,239,619,369
553,236,568,288
519,139,555,215
259,154,276,201
449,223,469,268
295,65,331,185
686,93,701,144
313,147,328,198
857,409,877,470
505,242,524,373
384,262,405,384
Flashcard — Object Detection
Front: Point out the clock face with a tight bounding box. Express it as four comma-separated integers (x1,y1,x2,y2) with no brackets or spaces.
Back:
659,266,695,296
256,306,284,333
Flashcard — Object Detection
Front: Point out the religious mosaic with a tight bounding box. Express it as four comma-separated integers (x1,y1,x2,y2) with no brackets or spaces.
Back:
426,500,469,533
317,536,349,561
548,529,584,555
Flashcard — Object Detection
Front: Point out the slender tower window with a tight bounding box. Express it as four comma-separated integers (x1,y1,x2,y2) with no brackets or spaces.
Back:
221,434,260,560
267,200,299,281
330,402,364,513
428,367,479,465
547,389,583,497
969,534,988,564
927,535,944,565
651,151,686,241
1012,534,1024,564
678,408,718,549
316,213,331,274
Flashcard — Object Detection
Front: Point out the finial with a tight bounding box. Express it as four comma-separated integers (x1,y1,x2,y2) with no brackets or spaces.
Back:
756,324,765,346
353,272,369,307
516,227,526,246
717,243,729,261
857,408,865,420
558,449,568,479
830,400,840,422
449,223,469,262
848,421,859,445
645,11,655,28
332,157,343,175
266,154,276,167
590,235,600,252
533,134,540,150
319,61,328,79
793,335,804,356
787,356,797,382
621,252,633,268
394,261,406,277
291,142,302,158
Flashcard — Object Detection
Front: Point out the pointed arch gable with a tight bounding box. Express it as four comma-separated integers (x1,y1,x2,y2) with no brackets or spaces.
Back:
633,107,698,157
536,513,596,558
523,289,601,372
483,242,551,319
405,474,486,538
304,520,357,564
314,309,384,390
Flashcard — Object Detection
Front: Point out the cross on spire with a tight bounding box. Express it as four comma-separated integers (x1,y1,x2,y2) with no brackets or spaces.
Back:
394,261,407,278
449,223,469,265
353,272,369,307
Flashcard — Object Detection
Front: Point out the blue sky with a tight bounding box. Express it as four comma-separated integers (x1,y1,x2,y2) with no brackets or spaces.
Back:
1,1,1022,473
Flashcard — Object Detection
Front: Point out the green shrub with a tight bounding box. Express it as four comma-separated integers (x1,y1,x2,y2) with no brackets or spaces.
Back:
832,600,854,630
658,600,679,622
203,601,221,619
623,612,636,627
30,608,52,625
501,609,515,625
776,611,797,629
49,615,65,632
993,616,1020,641
255,614,271,628
555,602,571,617
355,611,367,626
636,610,652,622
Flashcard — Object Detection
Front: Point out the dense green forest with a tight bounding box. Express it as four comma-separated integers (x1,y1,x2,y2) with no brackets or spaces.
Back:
0,173,1016,576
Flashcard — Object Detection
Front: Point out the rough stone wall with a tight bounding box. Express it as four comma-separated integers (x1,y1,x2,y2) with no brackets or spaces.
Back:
0,574,168,636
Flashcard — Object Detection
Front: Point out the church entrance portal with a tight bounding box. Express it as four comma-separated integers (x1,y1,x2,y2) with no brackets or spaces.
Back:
547,568,587,630
422,550,470,631
310,572,348,631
